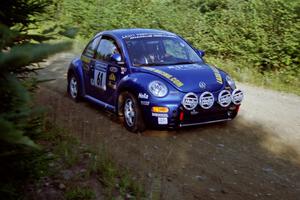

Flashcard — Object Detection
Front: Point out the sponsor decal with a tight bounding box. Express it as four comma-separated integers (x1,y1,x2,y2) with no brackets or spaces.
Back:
169,90,179,95
83,49,94,58
81,55,91,63
122,33,176,40
167,65,204,70
109,66,118,73
121,67,127,74
142,67,184,87
138,93,149,99
152,113,168,117
210,66,223,84
94,68,107,91
108,81,116,89
109,73,116,81
158,117,168,125
140,101,150,106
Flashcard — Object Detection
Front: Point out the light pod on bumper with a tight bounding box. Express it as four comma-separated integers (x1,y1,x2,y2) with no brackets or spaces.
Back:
231,89,244,105
218,90,232,107
182,92,198,110
199,91,214,109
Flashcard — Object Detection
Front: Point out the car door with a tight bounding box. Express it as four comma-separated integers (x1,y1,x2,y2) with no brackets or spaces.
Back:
81,36,101,96
91,36,124,105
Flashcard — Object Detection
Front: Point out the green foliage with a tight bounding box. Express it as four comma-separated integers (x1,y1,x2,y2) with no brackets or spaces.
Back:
87,148,145,198
0,0,51,28
0,0,72,150
56,0,299,94
0,1,74,198
54,138,80,167
65,186,96,200
198,0,300,72
56,0,198,40
196,0,299,91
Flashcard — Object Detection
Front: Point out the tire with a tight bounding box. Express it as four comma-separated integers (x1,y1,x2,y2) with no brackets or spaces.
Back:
68,73,81,101
120,92,146,133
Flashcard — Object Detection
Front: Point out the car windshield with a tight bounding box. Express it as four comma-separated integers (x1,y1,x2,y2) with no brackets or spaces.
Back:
124,35,203,67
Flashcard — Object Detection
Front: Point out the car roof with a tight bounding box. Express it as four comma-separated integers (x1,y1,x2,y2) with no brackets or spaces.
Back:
95,28,177,40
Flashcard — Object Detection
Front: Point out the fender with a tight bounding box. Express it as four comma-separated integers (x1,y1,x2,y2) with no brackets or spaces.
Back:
217,68,235,90
116,72,175,111
117,72,160,98
67,57,85,96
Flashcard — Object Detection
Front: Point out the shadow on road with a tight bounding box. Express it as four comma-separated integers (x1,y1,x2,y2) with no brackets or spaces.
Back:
35,86,300,200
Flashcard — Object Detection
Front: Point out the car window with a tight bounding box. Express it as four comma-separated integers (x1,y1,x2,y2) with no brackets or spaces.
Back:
125,36,202,66
96,37,120,62
82,36,101,58
163,39,188,60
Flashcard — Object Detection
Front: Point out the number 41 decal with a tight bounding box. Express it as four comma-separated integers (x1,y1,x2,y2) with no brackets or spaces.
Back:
94,69,106,90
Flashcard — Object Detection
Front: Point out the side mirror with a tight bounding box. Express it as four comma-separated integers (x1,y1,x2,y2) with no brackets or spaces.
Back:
111,53,122,62
197,50,205,57
111,53,124,64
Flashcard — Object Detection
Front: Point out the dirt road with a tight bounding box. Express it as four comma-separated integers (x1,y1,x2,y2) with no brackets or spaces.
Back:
36,53,300,200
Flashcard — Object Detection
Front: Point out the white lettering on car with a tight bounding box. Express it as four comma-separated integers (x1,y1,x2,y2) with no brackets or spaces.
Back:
140,101,150,106
158,117,168,125
109,66,118,73
138,93,149,99
152,113,168,117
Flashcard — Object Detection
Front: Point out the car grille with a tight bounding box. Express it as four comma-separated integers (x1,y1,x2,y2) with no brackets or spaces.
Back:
176,103,239,127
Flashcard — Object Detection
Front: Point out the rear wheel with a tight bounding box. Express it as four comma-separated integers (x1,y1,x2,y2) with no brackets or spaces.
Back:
68,73,81,101
120,92,146,133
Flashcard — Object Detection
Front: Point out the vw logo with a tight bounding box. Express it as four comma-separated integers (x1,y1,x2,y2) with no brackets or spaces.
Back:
199,81,206,89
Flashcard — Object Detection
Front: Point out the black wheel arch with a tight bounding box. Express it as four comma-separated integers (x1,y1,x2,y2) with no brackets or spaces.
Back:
117,87,138,116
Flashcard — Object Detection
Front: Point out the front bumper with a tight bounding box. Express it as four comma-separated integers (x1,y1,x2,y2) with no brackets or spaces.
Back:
177,104,238,127
142,102,239,129
140,88,243,129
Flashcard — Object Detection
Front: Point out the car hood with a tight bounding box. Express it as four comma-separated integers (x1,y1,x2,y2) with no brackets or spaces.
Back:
133,63,225,93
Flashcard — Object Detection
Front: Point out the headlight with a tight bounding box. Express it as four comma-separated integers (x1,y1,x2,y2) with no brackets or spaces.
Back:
226,75,236,89
148,80,168,97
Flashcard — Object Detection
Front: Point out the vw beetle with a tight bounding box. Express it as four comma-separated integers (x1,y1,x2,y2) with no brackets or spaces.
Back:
67,29,243,132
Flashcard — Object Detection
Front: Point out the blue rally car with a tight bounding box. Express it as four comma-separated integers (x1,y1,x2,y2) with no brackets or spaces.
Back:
67,29,244,132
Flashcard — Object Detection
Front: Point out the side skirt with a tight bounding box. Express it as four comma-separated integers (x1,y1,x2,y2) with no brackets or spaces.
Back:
84,95,116,112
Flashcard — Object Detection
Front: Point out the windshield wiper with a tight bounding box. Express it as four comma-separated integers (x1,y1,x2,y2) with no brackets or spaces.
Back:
172,61,197,65
134,61,198,67
134,63,170,67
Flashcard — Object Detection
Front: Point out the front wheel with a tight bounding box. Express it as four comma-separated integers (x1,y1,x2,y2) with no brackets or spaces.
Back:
121,92,146,133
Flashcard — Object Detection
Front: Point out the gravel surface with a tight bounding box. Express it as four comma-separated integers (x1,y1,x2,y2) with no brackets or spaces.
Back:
35,53,300,200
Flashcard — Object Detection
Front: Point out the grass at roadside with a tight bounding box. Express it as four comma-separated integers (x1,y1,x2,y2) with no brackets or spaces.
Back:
40,120,145,199
206,56,300,96
0,118,145,200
